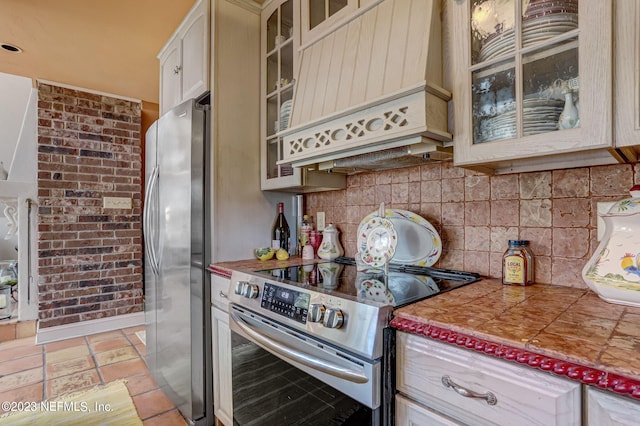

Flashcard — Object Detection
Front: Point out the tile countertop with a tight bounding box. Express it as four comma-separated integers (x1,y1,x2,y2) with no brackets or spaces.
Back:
209,259,640,400
391,278,640,400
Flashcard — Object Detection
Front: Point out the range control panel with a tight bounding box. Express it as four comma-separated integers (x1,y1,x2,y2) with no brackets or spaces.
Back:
261,283,310,324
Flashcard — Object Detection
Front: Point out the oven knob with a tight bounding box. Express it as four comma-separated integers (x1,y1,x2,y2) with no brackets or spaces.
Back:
242,284,259,299
308,304,325,322
234,281,247,295
323,308,344,329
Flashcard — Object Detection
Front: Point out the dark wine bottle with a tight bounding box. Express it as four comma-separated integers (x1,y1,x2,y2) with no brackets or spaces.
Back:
271,202,290,252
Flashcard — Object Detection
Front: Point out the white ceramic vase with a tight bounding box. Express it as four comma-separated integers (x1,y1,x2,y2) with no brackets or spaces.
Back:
582,186,640,307
558,91,579,130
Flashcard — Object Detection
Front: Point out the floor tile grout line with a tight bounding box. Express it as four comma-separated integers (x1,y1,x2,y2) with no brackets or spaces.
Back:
41,340,48,401
140,406,182,422
84,335,106,386
125,333,147,361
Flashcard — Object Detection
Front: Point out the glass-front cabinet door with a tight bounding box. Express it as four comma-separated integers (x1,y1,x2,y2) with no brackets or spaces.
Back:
260,0,347,192
300,0,358,45
450,0,613,172
261,0,301,190
614,0,640,154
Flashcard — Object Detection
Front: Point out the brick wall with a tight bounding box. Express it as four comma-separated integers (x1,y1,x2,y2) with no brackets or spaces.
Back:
305,162,640,288
37,82,143,328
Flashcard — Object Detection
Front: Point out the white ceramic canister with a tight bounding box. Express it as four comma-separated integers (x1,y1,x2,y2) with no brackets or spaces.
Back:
317,262,343,289
316,223,344,260
583,186,640,307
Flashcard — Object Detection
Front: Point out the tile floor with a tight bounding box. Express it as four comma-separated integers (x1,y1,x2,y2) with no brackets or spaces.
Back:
0,325,186,425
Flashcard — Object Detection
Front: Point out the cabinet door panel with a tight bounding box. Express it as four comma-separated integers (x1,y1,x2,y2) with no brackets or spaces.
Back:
212,306,233,426
586,387,640,425
450,0,614,171
159,40,181,115
614,0,640,150
181,12,208,101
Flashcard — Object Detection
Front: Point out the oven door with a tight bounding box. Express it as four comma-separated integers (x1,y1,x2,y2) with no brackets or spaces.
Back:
229,303,381,425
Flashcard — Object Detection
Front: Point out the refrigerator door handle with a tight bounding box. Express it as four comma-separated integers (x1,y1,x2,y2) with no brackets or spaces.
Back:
143,166,160,276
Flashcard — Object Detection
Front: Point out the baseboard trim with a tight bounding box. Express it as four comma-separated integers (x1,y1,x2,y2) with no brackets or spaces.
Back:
36,312,145,344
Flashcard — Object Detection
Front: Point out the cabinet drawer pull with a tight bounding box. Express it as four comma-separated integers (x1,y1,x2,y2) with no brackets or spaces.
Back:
219,291,227,298
441,375,497,405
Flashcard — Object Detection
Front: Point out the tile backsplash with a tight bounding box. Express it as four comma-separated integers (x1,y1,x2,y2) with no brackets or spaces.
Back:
305,162,640,288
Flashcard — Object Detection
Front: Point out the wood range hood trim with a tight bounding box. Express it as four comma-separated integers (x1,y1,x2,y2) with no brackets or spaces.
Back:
279,0,451,171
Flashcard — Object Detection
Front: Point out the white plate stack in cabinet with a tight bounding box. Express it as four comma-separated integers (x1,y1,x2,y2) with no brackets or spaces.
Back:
446,0,627,174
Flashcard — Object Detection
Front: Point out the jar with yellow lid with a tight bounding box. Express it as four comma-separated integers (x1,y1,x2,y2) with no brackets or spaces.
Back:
502,240,534,286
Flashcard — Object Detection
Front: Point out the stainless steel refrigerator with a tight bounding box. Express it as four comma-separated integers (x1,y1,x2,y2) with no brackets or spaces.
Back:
143,98,212,425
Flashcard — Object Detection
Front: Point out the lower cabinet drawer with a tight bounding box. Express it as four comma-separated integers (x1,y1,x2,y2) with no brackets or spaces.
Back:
211,273,230,311
396,394,462,426
396,332,581,426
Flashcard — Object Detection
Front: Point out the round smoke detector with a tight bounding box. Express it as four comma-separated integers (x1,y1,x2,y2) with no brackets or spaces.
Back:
1,43,23,53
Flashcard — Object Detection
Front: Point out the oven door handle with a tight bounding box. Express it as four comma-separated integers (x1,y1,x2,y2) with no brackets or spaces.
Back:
230,311,369,384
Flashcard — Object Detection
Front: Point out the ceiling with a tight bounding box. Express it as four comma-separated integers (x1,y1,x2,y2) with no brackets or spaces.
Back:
0,0,200,104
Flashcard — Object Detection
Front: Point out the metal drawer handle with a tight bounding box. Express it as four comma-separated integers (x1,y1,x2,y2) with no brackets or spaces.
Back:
441,375,497,405
219,291,227,298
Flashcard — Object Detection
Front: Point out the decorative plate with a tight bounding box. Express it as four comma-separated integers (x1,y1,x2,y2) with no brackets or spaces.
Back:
357,209,442,267
358,216,397,268
355,272,439,305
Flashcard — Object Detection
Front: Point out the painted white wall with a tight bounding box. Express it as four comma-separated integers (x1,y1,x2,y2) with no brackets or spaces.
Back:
0,72,38,321
0,72,36,181
9,89,38,182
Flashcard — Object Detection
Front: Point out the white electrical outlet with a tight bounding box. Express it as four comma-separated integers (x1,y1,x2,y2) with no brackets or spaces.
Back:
597,202,615,241
103,197,132,209
317,211,326,231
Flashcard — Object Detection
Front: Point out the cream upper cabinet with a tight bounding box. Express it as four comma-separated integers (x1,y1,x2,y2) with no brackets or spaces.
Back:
261,0,298,189
159,39,182,116
300,0,358,46
158,0,209,115
448,0,619,174
260,0,345,192
396,332,581,426
614,0,640,158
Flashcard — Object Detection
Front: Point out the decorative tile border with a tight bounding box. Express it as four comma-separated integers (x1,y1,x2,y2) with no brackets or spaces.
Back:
390,317,640,400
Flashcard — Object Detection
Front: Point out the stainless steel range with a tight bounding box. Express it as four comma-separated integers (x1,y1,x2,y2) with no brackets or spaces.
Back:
228,257,480,425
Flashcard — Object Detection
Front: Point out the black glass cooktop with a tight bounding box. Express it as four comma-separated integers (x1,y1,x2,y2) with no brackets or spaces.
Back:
253,257,481,308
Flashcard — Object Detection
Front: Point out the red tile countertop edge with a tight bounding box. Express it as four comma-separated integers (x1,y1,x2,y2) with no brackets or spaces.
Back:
390,317,640,400
207,266,232,279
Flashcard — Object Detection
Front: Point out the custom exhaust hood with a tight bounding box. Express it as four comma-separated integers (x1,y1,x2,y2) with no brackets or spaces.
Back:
279,0,452,172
